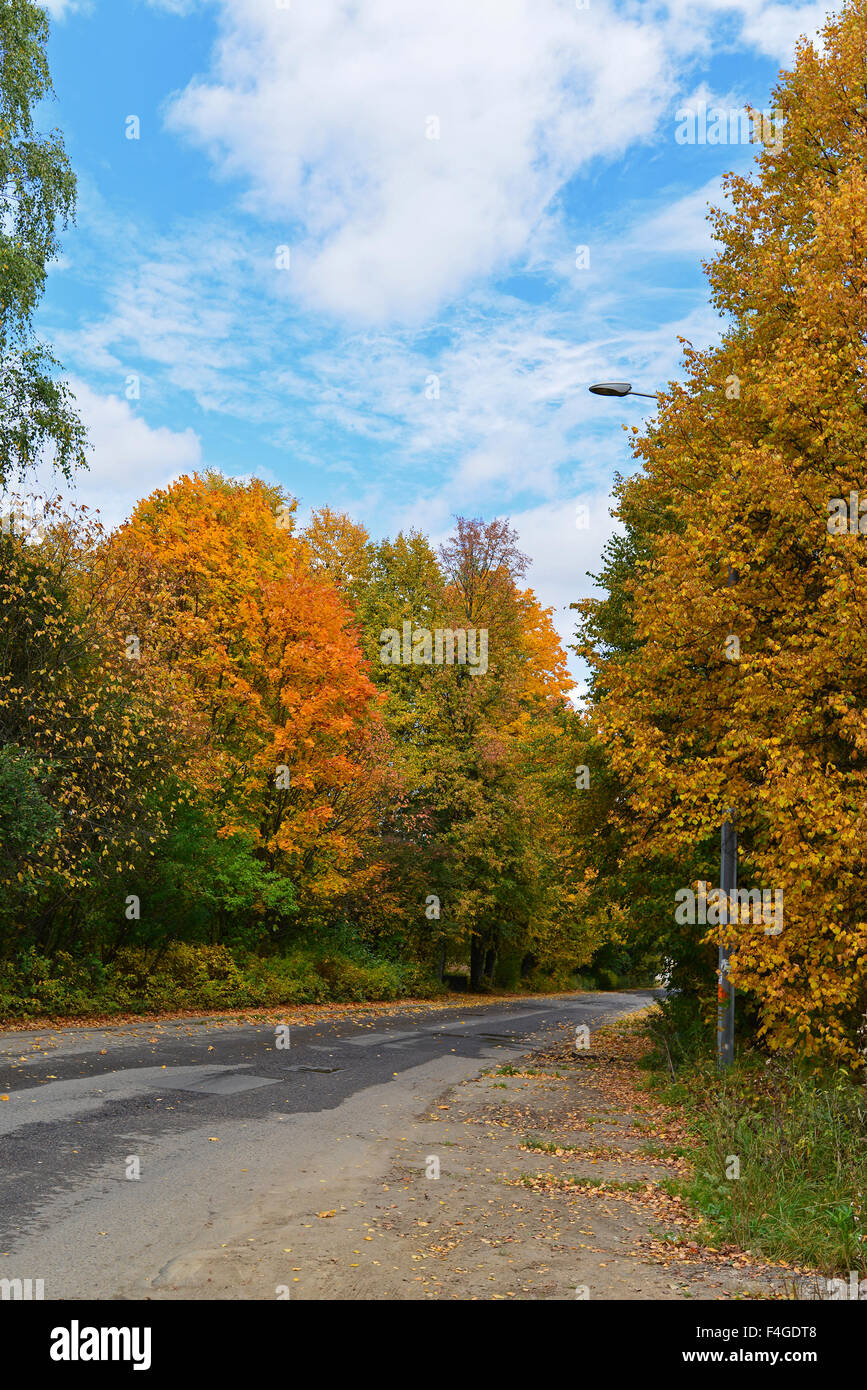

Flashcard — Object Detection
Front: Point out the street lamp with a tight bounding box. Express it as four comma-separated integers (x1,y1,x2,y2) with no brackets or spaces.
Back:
588,381,736,1069
588,382,659,399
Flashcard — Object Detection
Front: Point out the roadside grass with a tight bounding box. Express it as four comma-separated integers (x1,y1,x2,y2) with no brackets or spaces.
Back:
520,1135,669,1160
643,1009,867,1275
521,1136,585,1154
493,1063,567,1078
519,1173,647,1192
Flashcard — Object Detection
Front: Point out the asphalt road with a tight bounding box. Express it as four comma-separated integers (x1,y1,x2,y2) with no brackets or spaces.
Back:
0,990,654,1299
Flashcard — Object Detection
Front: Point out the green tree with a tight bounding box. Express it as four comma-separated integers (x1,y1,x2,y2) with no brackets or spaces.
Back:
0,0,85,487
353,518,579,990
0,503,184,958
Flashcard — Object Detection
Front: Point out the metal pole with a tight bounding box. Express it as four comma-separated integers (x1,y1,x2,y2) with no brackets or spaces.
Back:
717,812,737,1068
717,559,738,1069
587,383,739,1064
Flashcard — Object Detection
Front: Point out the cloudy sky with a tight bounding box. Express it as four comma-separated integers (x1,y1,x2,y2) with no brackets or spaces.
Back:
36,0,830,683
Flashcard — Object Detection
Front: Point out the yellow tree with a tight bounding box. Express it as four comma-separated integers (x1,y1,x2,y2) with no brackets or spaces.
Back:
585,0,867,1063
301,505,374,608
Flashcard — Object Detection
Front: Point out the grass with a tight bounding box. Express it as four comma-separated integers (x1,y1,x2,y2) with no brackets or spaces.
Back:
520,1135,665,1159
521,1173,647,1191
521,1136,583,1154
643,1009,867,1275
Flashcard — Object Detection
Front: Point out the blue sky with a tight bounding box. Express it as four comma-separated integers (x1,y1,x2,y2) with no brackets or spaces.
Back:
35,0,831,684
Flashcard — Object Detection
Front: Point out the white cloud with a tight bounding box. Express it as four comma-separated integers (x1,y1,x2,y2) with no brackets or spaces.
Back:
147,0,203,12
164,0,674,323
45,381,202,528
664,0,829,63
633,177,727,256
159,0,833,326
39,0,87,17
729,1,830,61
511,489,621,679
51,224,281,423
42,0,193,14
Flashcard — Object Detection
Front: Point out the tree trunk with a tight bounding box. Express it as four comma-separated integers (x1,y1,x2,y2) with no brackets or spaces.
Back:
470,938,485,992
484,946,497,988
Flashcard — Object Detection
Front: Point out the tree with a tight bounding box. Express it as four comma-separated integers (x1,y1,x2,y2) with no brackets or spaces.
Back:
301,506,374,609
0,0,85,487
353,516,580,990
578,0,867,1065
112,472,388,933
0,498,185,956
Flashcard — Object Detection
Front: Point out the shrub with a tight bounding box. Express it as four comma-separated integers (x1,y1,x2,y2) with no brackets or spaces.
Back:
0,940,441,1021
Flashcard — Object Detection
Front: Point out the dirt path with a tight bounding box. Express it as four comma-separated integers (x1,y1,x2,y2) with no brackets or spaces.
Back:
139,1011,796,1300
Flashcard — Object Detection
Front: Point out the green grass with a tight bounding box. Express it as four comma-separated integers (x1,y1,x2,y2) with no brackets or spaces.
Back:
521,1173,647,1191
643,1016,867,1275
493,1063,567,1078
520,1135,664,1159
521,1136,583,1154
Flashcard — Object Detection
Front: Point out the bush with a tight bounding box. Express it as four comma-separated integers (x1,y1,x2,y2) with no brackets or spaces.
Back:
519,962,576,994
0,940,442,1021
0,950,97,1017
315,954,400,1001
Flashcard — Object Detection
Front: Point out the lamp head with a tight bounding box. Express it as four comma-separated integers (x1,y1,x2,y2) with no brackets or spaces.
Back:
588,382,632,397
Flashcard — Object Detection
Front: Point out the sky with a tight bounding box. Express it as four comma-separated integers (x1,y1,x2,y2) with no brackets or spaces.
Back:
33,0,832,686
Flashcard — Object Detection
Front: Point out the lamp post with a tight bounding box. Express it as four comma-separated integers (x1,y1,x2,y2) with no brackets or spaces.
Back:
718,811,736,1068
588,381,736,1068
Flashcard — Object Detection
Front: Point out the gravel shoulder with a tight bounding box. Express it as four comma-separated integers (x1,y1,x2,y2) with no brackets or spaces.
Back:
132,1010,795,1301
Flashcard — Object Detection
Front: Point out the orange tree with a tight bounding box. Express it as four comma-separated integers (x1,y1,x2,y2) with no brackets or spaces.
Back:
110,472,388,939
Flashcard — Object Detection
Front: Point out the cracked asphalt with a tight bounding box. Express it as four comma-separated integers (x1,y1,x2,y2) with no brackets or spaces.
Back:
0,989,654,1298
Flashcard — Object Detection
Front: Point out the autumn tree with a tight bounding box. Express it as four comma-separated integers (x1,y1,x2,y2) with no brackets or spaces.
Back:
0,478,602,1002
578,0,867,1064
352,516,578,989
111,473,388,936
301,505,374,609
